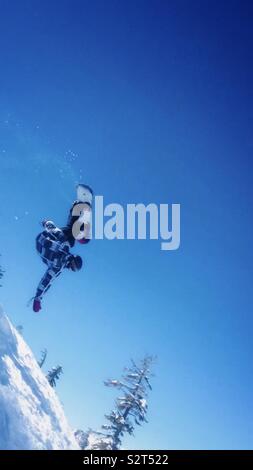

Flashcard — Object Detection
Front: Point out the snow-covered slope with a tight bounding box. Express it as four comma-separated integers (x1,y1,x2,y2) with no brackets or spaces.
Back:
0,306,80,450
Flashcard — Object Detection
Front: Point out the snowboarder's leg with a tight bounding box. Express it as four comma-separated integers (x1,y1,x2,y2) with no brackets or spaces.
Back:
33,266,62,313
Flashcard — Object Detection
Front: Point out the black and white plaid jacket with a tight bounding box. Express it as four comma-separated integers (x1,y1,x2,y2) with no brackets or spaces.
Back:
35,225,72,300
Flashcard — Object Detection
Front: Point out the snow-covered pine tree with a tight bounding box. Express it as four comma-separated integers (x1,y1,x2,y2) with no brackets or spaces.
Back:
38,349,48,368
74,429,90,449
47,365,63,388
75,428,113,450
86,430,113,450
74,429,103,449
99,355,155,450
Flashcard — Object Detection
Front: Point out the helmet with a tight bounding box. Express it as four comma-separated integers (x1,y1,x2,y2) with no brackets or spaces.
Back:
69,255,83,272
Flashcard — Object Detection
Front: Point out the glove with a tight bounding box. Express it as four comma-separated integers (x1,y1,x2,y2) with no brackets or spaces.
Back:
42,220,56,230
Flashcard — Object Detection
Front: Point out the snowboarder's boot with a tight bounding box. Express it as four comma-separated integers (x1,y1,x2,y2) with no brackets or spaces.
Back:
33,298,42,313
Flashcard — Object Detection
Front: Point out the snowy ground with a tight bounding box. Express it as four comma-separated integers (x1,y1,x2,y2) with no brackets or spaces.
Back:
0,305,80,450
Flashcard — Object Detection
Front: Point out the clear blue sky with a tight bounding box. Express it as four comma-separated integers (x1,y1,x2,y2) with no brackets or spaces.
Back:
0,0,252,449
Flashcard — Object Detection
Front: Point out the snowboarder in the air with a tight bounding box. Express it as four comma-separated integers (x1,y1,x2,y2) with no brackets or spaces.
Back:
32,184,93,313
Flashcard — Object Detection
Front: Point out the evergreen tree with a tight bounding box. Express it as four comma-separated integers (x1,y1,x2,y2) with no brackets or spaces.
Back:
38,349,48,369
86,430,113,450
75,428,113,450
46,365,63,388
0,256,4,287
16,325,24,335
75,429,93,449
95,355,155,450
